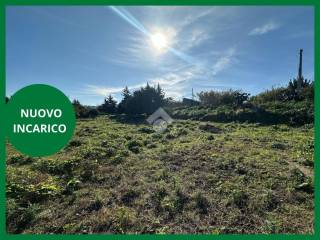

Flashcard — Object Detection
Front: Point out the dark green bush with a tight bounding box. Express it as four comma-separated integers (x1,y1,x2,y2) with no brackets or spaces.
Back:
127,140,141,153
6,200,37,233
194,192,210,214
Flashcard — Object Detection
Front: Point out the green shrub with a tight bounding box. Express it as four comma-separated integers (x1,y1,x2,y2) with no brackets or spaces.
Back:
80,146,111,160
113,207,137,233
232,190,249,209
290,168,306,185
6,200,37,233
194,192,210,214
32,158,78,175
9,154,33,165
138,127,154,134
7,182,60,204
271,142,287,150
127,140,142,153
121,188,140,206
173,189,189,212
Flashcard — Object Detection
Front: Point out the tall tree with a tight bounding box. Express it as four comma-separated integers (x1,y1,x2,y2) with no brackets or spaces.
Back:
118,86,131,113
122,86,131,100
98,95,117,114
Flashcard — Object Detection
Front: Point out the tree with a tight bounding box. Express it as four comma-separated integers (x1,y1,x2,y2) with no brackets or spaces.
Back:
72,99,98,118
286,78,312,101
73,99,84,118
98,95,117,114
118,86,131,113
122,86,131,100
155,84,165,106
5,96,9,103
120,83,165,114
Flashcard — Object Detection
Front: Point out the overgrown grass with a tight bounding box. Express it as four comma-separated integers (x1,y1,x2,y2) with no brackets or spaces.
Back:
167,100,313,126
6,116,314,234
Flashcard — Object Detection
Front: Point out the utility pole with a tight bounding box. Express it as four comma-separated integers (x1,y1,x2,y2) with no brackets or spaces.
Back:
297,49,303,89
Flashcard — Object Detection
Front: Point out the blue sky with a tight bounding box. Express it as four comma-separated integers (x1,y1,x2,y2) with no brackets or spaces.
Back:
6,6,314,105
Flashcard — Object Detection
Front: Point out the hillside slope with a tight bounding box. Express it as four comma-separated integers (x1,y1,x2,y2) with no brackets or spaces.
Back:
6,117,314,234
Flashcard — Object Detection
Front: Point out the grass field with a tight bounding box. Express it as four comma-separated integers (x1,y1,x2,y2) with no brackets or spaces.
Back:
6,116,314,234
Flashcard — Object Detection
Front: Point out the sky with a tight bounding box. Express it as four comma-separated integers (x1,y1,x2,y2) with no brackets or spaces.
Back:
6,6,314,105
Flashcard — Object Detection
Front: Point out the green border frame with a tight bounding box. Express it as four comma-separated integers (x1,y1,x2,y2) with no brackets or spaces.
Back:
0,0,318,238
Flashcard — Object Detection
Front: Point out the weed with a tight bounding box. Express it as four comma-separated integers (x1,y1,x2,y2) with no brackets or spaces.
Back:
113,207,137,233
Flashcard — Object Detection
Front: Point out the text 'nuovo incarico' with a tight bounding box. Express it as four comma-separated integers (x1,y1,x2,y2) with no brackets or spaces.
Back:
13,109,67,133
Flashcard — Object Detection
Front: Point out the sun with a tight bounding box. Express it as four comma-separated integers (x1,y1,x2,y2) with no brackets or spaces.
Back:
150,32,168,52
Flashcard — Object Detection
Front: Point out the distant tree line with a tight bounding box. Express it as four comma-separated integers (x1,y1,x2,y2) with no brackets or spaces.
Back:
73,78,313,125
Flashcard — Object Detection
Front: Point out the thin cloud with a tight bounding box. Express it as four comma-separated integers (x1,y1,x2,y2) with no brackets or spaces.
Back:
85,83,144,97
249,21,280,36
178,8,216,29
147,65,206,99
212,48,236,76
179,28,210,52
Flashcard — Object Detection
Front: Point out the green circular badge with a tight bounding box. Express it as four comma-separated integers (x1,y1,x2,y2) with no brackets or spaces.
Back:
7,84,76,157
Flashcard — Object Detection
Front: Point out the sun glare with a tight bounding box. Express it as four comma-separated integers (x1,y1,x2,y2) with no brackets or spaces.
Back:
150,32,168,52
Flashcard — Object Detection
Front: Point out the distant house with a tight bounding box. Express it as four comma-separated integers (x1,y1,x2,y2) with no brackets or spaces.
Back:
182,98,200,106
